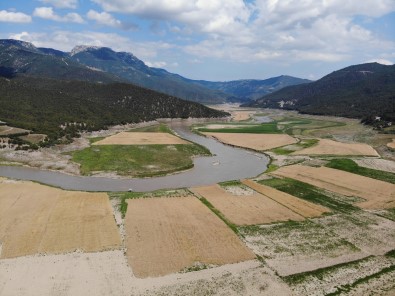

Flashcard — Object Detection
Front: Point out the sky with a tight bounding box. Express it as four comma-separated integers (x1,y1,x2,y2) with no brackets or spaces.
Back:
0,0,394,81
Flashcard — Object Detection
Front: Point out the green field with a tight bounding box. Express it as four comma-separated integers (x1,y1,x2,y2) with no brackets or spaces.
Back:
71,143,210,177
325,159,395,184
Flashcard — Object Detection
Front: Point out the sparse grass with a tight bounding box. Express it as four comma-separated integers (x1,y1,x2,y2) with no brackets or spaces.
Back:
198,196,240,236
88,136,105,143
283,256,374,285
326,158,395,184
129,123,173,133
71,143,210,177
218,180,243,187
265,163,279,173
259,177,358,213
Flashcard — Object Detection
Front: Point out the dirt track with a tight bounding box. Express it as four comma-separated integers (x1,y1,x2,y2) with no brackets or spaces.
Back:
241,179,330,217
191,184,304,225
271,165,395,209
202,132,298,151
93,132,189,145
0,179,121,258
125,196,255,278
292,139,379,156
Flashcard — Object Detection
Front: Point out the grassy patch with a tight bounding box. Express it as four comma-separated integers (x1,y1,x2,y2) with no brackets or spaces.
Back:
259,177,358,213
71,143,210,177
218,180,243,187
270,138,319,155
197,122,281,134
198,196,240,236
128,123,173,133
283,256,374,285
326,158,395,184
88,136,105,143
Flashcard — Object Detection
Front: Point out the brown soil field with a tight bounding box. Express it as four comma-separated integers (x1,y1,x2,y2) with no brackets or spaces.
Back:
231,111,255,121
202,133,298,151
241,179,330,218
0,179,121,259
271,165,395,209
190,184,304,225
291,139,379,156
355,158,395,174
387,139,395,149
0,126,29,136
19,133,47,144
93,131,189,145
124,196,255,278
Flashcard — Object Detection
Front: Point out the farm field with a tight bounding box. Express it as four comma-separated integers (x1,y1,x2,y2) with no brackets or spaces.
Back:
241,179,330,218
0,126,29,136
70,123,210,177
0,178,121,259
271,165,395,209
202,132,298,151
231,110,256,121
355,158,395,174
190,184,304,225
18,133,47,144
388,139,395,149
92,131,189,145
291,138,379,156
124,196,255,278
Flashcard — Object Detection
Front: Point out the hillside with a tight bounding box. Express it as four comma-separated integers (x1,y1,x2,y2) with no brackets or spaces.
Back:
192,75,311,100
245,63,395,122
0,76,228,144
0,40,119,83
70,46,232,104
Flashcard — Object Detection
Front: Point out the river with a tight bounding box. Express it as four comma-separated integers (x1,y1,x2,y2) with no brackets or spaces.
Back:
0,120,269,192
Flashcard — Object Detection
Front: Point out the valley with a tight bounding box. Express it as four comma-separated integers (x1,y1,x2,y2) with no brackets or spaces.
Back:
0,106,394,295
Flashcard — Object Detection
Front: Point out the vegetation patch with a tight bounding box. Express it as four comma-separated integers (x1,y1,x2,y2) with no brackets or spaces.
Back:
71,143,210,177
259,177,359,213
326,158,395,184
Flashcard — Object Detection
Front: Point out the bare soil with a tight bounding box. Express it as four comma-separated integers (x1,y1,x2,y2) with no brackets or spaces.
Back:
231,111,256,121
355,158,395,174
203,132,298,151
291,138,379,156
0,179,121,259
124,196,255,278
241,179,330,218
272,165,395,209
93,132,189,145
387,139,395,149
0,126,29,136
191,184,304,225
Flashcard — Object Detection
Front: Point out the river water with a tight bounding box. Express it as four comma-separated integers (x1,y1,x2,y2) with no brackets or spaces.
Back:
0,121,269,192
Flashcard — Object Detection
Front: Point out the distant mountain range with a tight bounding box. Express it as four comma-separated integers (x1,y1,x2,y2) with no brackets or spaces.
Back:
244,63,395,123
0,39,309,104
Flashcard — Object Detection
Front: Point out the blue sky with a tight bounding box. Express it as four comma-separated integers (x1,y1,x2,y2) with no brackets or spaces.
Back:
0,0,394,81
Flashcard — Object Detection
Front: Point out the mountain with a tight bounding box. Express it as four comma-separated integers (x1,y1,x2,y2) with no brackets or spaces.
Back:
70,46,232,104
191,75,311,101
0,76,228,144
0,39,311,104
244,63,395,122
0,39,120,83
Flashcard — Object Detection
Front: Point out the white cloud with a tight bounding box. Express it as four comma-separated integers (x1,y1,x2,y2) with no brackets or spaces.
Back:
6,30,175,61
39,0,78,9
365,59,393,65
33,7,84,23
145,61,167,68
0,10,32,23
86,10,136,30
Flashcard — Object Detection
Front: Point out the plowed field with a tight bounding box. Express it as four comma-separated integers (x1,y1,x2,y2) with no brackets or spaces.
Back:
202,133,298,151
124,196,255,278
271,165,395,209
241,179,330,217
93,132,189,145
190,184,304,225
0,179,121,259
292,139,378,156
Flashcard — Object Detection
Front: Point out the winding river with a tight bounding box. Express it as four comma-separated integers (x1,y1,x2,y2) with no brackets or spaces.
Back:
0,121,269,192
